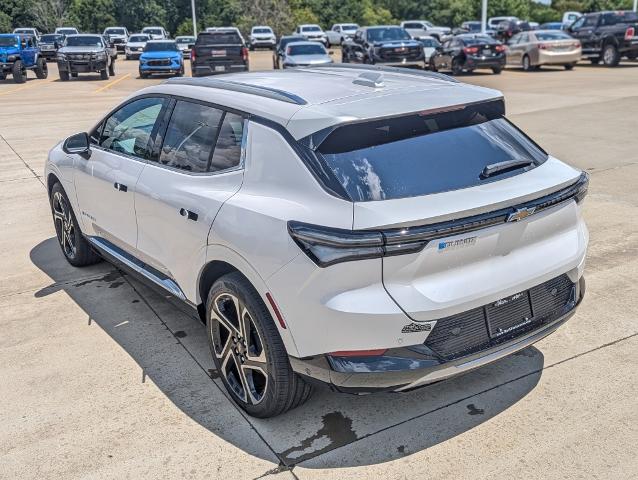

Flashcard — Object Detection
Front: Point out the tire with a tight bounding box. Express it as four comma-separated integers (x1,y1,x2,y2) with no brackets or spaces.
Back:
35,57,48,79
492,67,502,74
71,72,78,78
100,68,109,80
139,69,148,79
590,57,600,65
206,272,312,418
429,58,437,71
49,183,102,267
602,44,620,67
522,54,532,71
108,60,115,77
627,52,638,60
0,72,6,80
12,60,26,84
125,54,131,61
451,58,463,75
59,70,69,81
342,51,349,63
176,64,184,77
564,63,575,70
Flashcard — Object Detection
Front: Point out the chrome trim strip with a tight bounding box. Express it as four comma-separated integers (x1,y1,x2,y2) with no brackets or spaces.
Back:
87,236,186,301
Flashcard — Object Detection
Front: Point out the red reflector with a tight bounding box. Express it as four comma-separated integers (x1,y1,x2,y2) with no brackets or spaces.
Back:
625,27,635,40
191,48,196,61
265,293,286,329
330,349,387,357
464,46,479,54
495,45,505,52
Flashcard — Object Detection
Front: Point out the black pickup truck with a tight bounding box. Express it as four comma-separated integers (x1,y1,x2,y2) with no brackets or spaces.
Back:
191,31,249,77
568,10,638,66
342,26,425,67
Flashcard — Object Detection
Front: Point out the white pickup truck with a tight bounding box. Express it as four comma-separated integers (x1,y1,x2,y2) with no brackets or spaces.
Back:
400,20,451,41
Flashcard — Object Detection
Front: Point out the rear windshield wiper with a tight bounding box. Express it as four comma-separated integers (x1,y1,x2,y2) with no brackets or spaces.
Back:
480,159,534,179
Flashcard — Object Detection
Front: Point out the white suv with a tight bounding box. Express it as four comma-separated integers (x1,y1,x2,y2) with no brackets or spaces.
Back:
45,66,588,418
295,24,328,46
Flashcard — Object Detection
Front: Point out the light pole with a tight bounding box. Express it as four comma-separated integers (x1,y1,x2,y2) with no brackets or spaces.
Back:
191,0,197,36
481,0,488,33
634,0,637,12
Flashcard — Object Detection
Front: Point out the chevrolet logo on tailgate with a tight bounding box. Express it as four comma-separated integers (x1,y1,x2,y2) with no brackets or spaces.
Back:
507,206,536,222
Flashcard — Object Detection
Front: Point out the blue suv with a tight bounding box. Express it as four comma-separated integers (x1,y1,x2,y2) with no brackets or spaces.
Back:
139,39,184,78
0,34,48,83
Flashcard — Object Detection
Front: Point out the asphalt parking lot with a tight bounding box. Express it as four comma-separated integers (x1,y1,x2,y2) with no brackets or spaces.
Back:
1,49,637,479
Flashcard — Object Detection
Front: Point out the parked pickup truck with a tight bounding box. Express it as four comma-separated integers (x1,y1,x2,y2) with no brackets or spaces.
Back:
57,34,116,80
191,31,248,77
0,33,48,83
568,10,638,66
342,26,425,67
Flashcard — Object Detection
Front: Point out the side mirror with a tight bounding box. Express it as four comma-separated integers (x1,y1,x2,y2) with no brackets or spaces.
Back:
63,132,91,159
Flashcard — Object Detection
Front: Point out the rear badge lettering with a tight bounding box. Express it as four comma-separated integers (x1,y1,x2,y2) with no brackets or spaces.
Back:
493,292,525,307
401,322,432,334
438,236,477,251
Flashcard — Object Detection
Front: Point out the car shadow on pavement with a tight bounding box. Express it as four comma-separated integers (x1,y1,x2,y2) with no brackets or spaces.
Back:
31,237,545,468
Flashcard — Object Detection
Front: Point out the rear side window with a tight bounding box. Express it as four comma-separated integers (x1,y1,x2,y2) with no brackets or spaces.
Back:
159,101,223,172
313,101,548,201
210,113,244,172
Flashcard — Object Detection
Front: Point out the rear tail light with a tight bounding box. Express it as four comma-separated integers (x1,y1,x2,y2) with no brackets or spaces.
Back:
573,42,581,48
495,45,506,52
241,46,248,61
625,27,635,40
463,46,479,54
191,48,195,61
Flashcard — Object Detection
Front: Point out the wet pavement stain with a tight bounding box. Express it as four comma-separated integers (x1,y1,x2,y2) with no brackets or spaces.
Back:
397,445,406,454
279,411,358,465
174,330,187,338
207,369,219,379
131,299,140,304
73,271,121,287
466,403,485,416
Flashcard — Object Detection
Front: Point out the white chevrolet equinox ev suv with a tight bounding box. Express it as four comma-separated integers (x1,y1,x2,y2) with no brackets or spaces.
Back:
46,65,588,418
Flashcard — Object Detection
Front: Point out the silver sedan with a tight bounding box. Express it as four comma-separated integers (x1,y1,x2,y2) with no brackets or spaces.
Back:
282,41,334,68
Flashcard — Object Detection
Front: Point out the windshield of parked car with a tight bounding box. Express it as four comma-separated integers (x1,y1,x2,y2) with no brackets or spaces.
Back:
419,38,441,47
342,24,358,31
253,28,272,34
41,34,64,43
105,28,125,35
143,28,163,35
535,31,572,40
129,35,149,42
14,29,34,34
175,36,195,43
288,44,326,55
463,22,481,32
314,101,547,201
0,36,19,47
144,42,178,51
301,26,321,32
367,27,411,42
66,36,103,47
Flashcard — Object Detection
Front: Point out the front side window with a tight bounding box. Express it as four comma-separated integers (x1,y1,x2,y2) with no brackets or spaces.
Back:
583,15,599,27
312,101,547,201
210,113,244,172
100,97,166,159
159,101,224,173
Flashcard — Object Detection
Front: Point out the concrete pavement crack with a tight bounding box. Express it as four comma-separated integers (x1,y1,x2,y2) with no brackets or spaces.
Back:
0,133,44,187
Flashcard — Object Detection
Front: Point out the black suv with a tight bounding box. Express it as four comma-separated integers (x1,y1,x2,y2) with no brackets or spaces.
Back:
429,34,506,75
342,26,424,67
568,11,638,66
191,31,248,77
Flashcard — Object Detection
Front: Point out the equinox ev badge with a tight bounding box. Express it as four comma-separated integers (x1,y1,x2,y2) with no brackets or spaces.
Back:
507,206,536,223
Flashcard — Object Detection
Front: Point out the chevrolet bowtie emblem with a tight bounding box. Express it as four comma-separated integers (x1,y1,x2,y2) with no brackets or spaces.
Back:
507,206,536,222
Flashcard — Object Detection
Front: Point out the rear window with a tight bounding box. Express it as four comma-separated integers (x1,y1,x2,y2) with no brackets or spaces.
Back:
601,11,638,25
314,101,548,201
302,26,321,32
462,36,497,45
105,28,125,35
535,31,572,40
197,33,242,45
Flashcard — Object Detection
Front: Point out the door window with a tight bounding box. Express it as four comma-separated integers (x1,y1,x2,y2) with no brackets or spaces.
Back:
583,15,599,27
100,97,166,159
210,113,244,172
158,101,224,173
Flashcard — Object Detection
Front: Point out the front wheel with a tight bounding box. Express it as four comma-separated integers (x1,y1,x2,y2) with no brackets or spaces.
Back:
522,54,532,71
564,63,575,70
12,60,26,83
100,68,108,80
35,57,48,79
50,183,102,267
602,44,620,67
108,60,115,76
492,66,502,74
451,58,463,75
59,70,69,81
207,272,312,418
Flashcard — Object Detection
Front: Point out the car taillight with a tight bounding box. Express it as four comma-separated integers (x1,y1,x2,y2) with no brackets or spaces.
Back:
191,48,195,61
241,46,248,61
625,27,635,40
573,41,581,48
463,46,479,54
538,43,548,50
495,45,505,52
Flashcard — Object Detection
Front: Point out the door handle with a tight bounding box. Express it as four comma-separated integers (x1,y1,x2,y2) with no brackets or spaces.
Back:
179,208,198,221
113,182,127,192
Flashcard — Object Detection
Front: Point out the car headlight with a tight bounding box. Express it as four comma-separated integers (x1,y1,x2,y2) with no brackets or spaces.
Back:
96,52,106,59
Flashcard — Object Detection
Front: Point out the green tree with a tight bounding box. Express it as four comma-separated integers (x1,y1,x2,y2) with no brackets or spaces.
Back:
0,10,11,30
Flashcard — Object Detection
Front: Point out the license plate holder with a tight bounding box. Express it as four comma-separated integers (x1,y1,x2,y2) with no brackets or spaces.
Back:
485,291,534,339
211,49,226,57
214,65,226,72
482,49,492,56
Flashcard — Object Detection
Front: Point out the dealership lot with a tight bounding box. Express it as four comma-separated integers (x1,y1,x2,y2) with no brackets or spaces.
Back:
1,51,637,479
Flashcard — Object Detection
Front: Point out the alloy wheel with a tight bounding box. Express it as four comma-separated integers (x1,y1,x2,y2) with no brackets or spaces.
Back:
52,191,76,258
603,46,615,65
210,293,268,405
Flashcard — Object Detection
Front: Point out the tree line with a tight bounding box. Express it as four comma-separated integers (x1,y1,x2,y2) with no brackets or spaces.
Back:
1,0,635,36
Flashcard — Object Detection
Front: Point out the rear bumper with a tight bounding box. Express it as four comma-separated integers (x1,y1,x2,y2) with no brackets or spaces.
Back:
537,50,581,65
373,58,425,67
290,276,585,393
192,62,248,76
465,55,506,69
